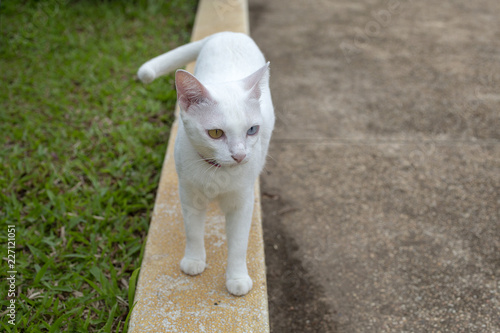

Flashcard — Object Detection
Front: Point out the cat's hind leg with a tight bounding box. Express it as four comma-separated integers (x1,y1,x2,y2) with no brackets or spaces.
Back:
179,185,208,276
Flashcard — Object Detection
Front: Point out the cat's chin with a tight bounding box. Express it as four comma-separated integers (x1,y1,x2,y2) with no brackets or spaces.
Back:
224,160,249,167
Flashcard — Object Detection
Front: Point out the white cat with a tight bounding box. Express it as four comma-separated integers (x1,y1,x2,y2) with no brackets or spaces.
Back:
138,32,274,296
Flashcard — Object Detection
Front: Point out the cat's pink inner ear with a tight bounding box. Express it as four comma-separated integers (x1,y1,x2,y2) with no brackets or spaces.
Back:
175,70,212,111
242,62,270,100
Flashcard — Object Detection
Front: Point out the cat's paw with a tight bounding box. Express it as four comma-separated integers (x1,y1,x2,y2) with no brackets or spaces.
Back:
226,275,253,296
180,257,206,276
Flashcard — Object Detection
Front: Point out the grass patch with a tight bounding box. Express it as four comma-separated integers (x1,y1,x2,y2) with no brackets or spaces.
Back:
0,0,197,331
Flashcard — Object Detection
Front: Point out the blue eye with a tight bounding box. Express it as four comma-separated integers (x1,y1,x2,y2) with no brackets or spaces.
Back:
247,125,259,136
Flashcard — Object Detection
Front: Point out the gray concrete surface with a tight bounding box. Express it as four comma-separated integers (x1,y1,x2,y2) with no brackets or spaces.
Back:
249,0,500,331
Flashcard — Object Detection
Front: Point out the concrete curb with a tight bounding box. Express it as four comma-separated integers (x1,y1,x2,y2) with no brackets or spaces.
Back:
128,0,270,332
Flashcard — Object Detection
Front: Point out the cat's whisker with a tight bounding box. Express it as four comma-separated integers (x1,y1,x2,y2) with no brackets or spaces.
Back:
266,153,277,162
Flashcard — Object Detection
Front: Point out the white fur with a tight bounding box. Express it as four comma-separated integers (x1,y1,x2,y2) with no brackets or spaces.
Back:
138,32,274,296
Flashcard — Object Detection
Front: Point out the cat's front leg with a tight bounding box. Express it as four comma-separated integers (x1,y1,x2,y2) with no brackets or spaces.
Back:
220,189,254,296
179,185,208,276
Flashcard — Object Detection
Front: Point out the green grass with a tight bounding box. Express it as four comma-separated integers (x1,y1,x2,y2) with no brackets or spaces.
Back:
0,0,197,331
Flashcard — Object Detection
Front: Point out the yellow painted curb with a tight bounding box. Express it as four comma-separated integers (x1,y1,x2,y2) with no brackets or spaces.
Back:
128,0,269,332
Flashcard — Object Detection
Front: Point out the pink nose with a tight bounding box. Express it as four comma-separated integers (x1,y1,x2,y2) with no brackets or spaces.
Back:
231,153,246,163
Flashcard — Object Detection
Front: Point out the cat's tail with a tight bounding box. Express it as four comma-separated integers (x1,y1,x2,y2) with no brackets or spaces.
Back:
137,38,206,84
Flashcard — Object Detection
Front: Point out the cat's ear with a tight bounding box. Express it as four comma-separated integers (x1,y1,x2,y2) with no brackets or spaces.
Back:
242,62,270,101
175,70,213,111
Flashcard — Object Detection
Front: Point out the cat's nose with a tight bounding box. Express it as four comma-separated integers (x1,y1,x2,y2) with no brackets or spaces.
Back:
231,153,246,163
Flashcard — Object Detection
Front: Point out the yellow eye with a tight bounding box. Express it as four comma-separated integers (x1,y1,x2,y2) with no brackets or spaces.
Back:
208,129,224,139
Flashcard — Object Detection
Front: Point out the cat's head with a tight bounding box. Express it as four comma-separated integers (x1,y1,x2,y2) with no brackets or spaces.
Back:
175,63,269,167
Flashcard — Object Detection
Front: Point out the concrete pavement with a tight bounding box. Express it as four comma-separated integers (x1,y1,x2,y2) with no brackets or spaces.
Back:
250,0,500,331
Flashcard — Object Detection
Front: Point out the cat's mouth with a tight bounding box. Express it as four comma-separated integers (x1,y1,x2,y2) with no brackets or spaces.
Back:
204,158,222,168
199,154,247,168
199,154,222,168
